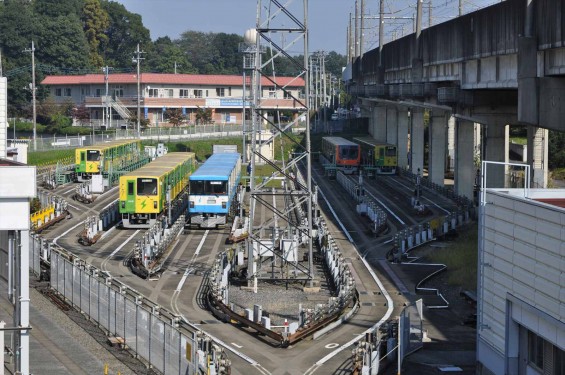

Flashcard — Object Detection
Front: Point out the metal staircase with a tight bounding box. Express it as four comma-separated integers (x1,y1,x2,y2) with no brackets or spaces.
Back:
103,96,133,120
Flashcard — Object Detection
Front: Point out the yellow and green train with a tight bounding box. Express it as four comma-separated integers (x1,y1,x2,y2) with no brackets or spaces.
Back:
354,136,397,175
75,140,142,181
119,152,197,228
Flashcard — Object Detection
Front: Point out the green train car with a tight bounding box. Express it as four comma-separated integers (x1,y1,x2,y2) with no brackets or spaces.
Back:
354,136,397,175
75,140,141,181
119,152,197,228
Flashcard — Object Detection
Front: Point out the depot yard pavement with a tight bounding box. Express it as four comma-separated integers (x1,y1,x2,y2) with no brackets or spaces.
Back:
382,227,478,375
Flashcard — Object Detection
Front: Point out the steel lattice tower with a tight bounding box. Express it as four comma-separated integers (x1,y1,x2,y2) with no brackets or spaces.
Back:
246,0,314,288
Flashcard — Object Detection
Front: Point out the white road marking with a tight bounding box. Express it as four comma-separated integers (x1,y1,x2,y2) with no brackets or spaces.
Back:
175,230,209,292
66,203,80,210
109,230,140,258
53,221,84,245
325,343,339,349
231,343,243,348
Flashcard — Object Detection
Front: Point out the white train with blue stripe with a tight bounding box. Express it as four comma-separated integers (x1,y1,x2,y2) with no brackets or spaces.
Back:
188,152,242,228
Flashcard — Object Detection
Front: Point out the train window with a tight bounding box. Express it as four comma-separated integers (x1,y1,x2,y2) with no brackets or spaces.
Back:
137,178,157,195
340,146,359,160
386,147,396,156
128,181,134,196
80,152,85,162
87,150,100,161
209,181,227,195
190,180,227,195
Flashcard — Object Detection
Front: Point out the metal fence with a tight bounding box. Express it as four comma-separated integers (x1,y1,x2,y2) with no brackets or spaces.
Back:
49,248,197,375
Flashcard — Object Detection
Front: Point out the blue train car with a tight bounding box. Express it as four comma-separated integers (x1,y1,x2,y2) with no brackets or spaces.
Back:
188,153,242,228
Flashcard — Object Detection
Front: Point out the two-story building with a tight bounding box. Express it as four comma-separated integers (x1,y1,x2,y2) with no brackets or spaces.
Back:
41,73,305,128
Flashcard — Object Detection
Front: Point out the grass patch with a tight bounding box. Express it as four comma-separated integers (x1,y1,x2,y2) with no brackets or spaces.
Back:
427,223,478,291
510,137,527,145
28,149,74,166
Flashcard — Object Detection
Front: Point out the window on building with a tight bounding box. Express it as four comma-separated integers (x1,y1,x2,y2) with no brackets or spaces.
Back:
216,88,225,97
148,88,158,98
528,331,545,371
180,89,190,98
228,87,232,96
554,345,565,375
194,89,203,98
164,89,173,98
205,90,209,97
64,88,72,97
113,85,124,97
284,90,292,99
527,331,565,375
55,88,62,97
95,88,103,97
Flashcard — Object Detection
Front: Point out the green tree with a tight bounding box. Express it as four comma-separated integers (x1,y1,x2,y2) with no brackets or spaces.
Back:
101,1,151,68
177,31,243,74
146,37,195,73
33,0,83,18
82,0,109,68
35,15,91,69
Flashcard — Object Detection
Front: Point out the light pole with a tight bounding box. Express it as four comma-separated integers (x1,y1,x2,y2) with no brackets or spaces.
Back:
132,43,145,138
24,41,36,151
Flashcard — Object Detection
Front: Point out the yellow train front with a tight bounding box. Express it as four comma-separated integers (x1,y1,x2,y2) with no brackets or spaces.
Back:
354,136,397,175
119,152,196,228
75,140,141,181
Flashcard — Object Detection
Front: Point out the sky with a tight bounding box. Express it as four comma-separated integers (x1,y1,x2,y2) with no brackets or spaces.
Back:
114,0,500,56
115,0,355,54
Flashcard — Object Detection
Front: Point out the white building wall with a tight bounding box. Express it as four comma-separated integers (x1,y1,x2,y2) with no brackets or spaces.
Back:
479,189,565,374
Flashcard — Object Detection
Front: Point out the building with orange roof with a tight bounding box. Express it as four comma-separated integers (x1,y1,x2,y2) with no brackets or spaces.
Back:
41,73,305,128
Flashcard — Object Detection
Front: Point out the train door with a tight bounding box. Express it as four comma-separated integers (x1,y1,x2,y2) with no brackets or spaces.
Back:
124,179,136,213
77,150,86,172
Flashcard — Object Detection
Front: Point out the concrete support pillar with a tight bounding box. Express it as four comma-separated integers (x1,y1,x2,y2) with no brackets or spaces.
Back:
397,110,409,170
447,116,455,173
429,112,448,186
484,123,509,188
527,126,548,188
373,106,387,142
455,119,476,200
386,107,398,145
409,109,424,174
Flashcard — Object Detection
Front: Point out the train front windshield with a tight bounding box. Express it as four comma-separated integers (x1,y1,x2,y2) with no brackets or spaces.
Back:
191,180,227,195
339,145,359,160
87,150,100,161
137,178,158,195
385,147,396,156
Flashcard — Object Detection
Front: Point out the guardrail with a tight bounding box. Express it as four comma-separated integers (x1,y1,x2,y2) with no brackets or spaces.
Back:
78,201,119,245
336,171,388,234
31,192,69,233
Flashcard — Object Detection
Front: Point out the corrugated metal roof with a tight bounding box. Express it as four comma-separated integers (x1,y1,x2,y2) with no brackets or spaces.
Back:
41,73,305,87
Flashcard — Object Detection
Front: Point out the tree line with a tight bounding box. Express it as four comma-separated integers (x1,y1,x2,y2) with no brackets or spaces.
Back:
0,0,347,121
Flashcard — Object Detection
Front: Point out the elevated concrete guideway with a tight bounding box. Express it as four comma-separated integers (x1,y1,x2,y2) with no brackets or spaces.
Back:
346,0,565,195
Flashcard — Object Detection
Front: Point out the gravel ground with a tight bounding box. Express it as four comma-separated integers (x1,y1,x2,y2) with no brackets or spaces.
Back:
228,280,334,324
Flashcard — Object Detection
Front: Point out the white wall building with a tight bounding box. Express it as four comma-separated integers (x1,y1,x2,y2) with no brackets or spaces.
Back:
477,187,565,374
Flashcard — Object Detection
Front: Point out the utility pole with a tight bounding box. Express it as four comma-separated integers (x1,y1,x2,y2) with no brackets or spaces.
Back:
360,0,365,57
102,66,111,130
24,41,36,151
354,0,359,57
132,43,145,138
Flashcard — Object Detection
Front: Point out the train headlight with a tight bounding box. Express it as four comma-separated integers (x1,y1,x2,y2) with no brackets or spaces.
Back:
121,201,125,209
190,201,194,208
154,201,158,209
222,202,227,209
